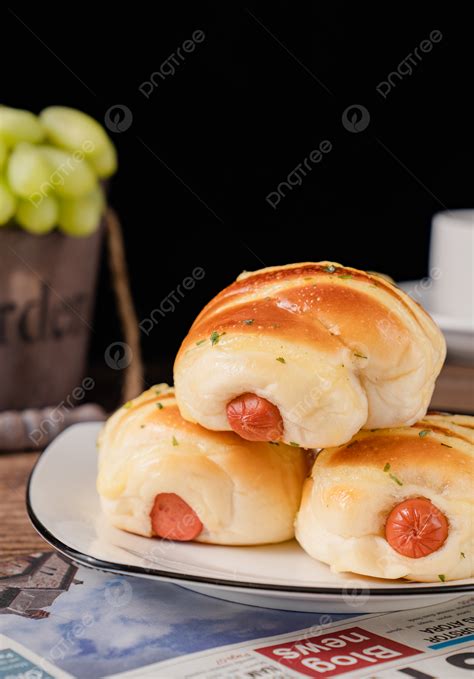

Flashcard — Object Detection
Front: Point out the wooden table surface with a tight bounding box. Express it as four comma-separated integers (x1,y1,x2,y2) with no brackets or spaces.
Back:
1,362,473,560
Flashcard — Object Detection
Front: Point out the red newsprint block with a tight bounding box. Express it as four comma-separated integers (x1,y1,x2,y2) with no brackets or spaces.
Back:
255,625,421,677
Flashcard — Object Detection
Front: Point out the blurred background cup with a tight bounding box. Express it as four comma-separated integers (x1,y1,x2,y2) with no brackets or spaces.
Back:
429,210,474,321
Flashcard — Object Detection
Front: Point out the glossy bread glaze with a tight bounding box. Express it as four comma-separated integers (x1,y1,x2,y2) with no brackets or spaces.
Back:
174,262,446,448
97,385,308,545
295,413,474,581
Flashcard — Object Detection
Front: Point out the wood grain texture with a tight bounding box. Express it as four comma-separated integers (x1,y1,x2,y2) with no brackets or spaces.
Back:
0,452,46,559
0,363,472,560
431,363,474,414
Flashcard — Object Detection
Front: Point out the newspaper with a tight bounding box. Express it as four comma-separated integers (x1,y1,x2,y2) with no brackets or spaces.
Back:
0,551,472,678
137,596,474,678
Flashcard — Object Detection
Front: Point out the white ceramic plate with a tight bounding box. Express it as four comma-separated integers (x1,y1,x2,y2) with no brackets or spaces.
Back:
399,280,474,363
28,423,474,614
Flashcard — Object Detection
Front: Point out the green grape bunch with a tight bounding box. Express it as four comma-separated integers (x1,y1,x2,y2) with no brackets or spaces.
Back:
0,105,117,237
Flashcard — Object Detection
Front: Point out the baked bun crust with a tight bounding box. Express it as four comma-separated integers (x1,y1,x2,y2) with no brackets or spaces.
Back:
174,262,445,448
97,385,307,544
295,413,474,581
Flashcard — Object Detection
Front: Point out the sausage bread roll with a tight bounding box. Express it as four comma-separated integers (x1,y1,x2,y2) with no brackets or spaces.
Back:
174,262,445,448
295,413,474,582
97,385,307,544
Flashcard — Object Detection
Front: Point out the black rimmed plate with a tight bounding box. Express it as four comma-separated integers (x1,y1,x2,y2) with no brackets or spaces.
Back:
27,423,474,613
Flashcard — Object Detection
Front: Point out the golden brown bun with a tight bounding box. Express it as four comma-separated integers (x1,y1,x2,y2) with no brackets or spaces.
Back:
295,413,474,582
174,262,445,448
97,385,308,544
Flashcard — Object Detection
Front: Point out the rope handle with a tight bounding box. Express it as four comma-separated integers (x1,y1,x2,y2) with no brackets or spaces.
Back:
105,208,144,402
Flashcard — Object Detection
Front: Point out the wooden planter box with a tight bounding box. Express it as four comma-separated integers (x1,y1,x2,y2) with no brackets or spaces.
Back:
0,225,103,410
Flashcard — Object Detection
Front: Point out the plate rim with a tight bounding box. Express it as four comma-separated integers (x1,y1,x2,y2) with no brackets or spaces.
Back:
26,425,474,599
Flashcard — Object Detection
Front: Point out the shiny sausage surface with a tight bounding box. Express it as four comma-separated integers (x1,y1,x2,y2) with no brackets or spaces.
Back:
226,393,283,442
385,497,449,558
150,493,203,541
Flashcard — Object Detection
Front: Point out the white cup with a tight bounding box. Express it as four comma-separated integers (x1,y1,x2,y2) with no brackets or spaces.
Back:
429,210,474,320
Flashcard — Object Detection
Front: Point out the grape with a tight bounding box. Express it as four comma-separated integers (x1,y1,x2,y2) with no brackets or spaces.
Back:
0,139,7,170
40,107,117,178
58,185,105,237
16,195,58,234
7,143,52,199
40,145,96,197
40,106,112,154
0,106,44,146
87,138,117,178
0,179,17,225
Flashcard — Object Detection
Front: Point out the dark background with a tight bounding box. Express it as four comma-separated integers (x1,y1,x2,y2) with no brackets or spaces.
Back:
3,5,471,402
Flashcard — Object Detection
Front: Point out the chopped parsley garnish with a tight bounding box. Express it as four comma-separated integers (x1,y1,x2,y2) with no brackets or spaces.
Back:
243,319,254,325
156,402,164,410
289,441,300,447
172,436,179,446
461,552,466,559
383,462,403,485
154,389,161,395
354,352,368,359
323,265,336,273
419,429,431,438
210,331,226,345
196,339,206,346
304,277,314,281
338,274,353,279
276,356,286,364
441,442,453,448
123,401,133,409
438,574,446,582
268,441,280,446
